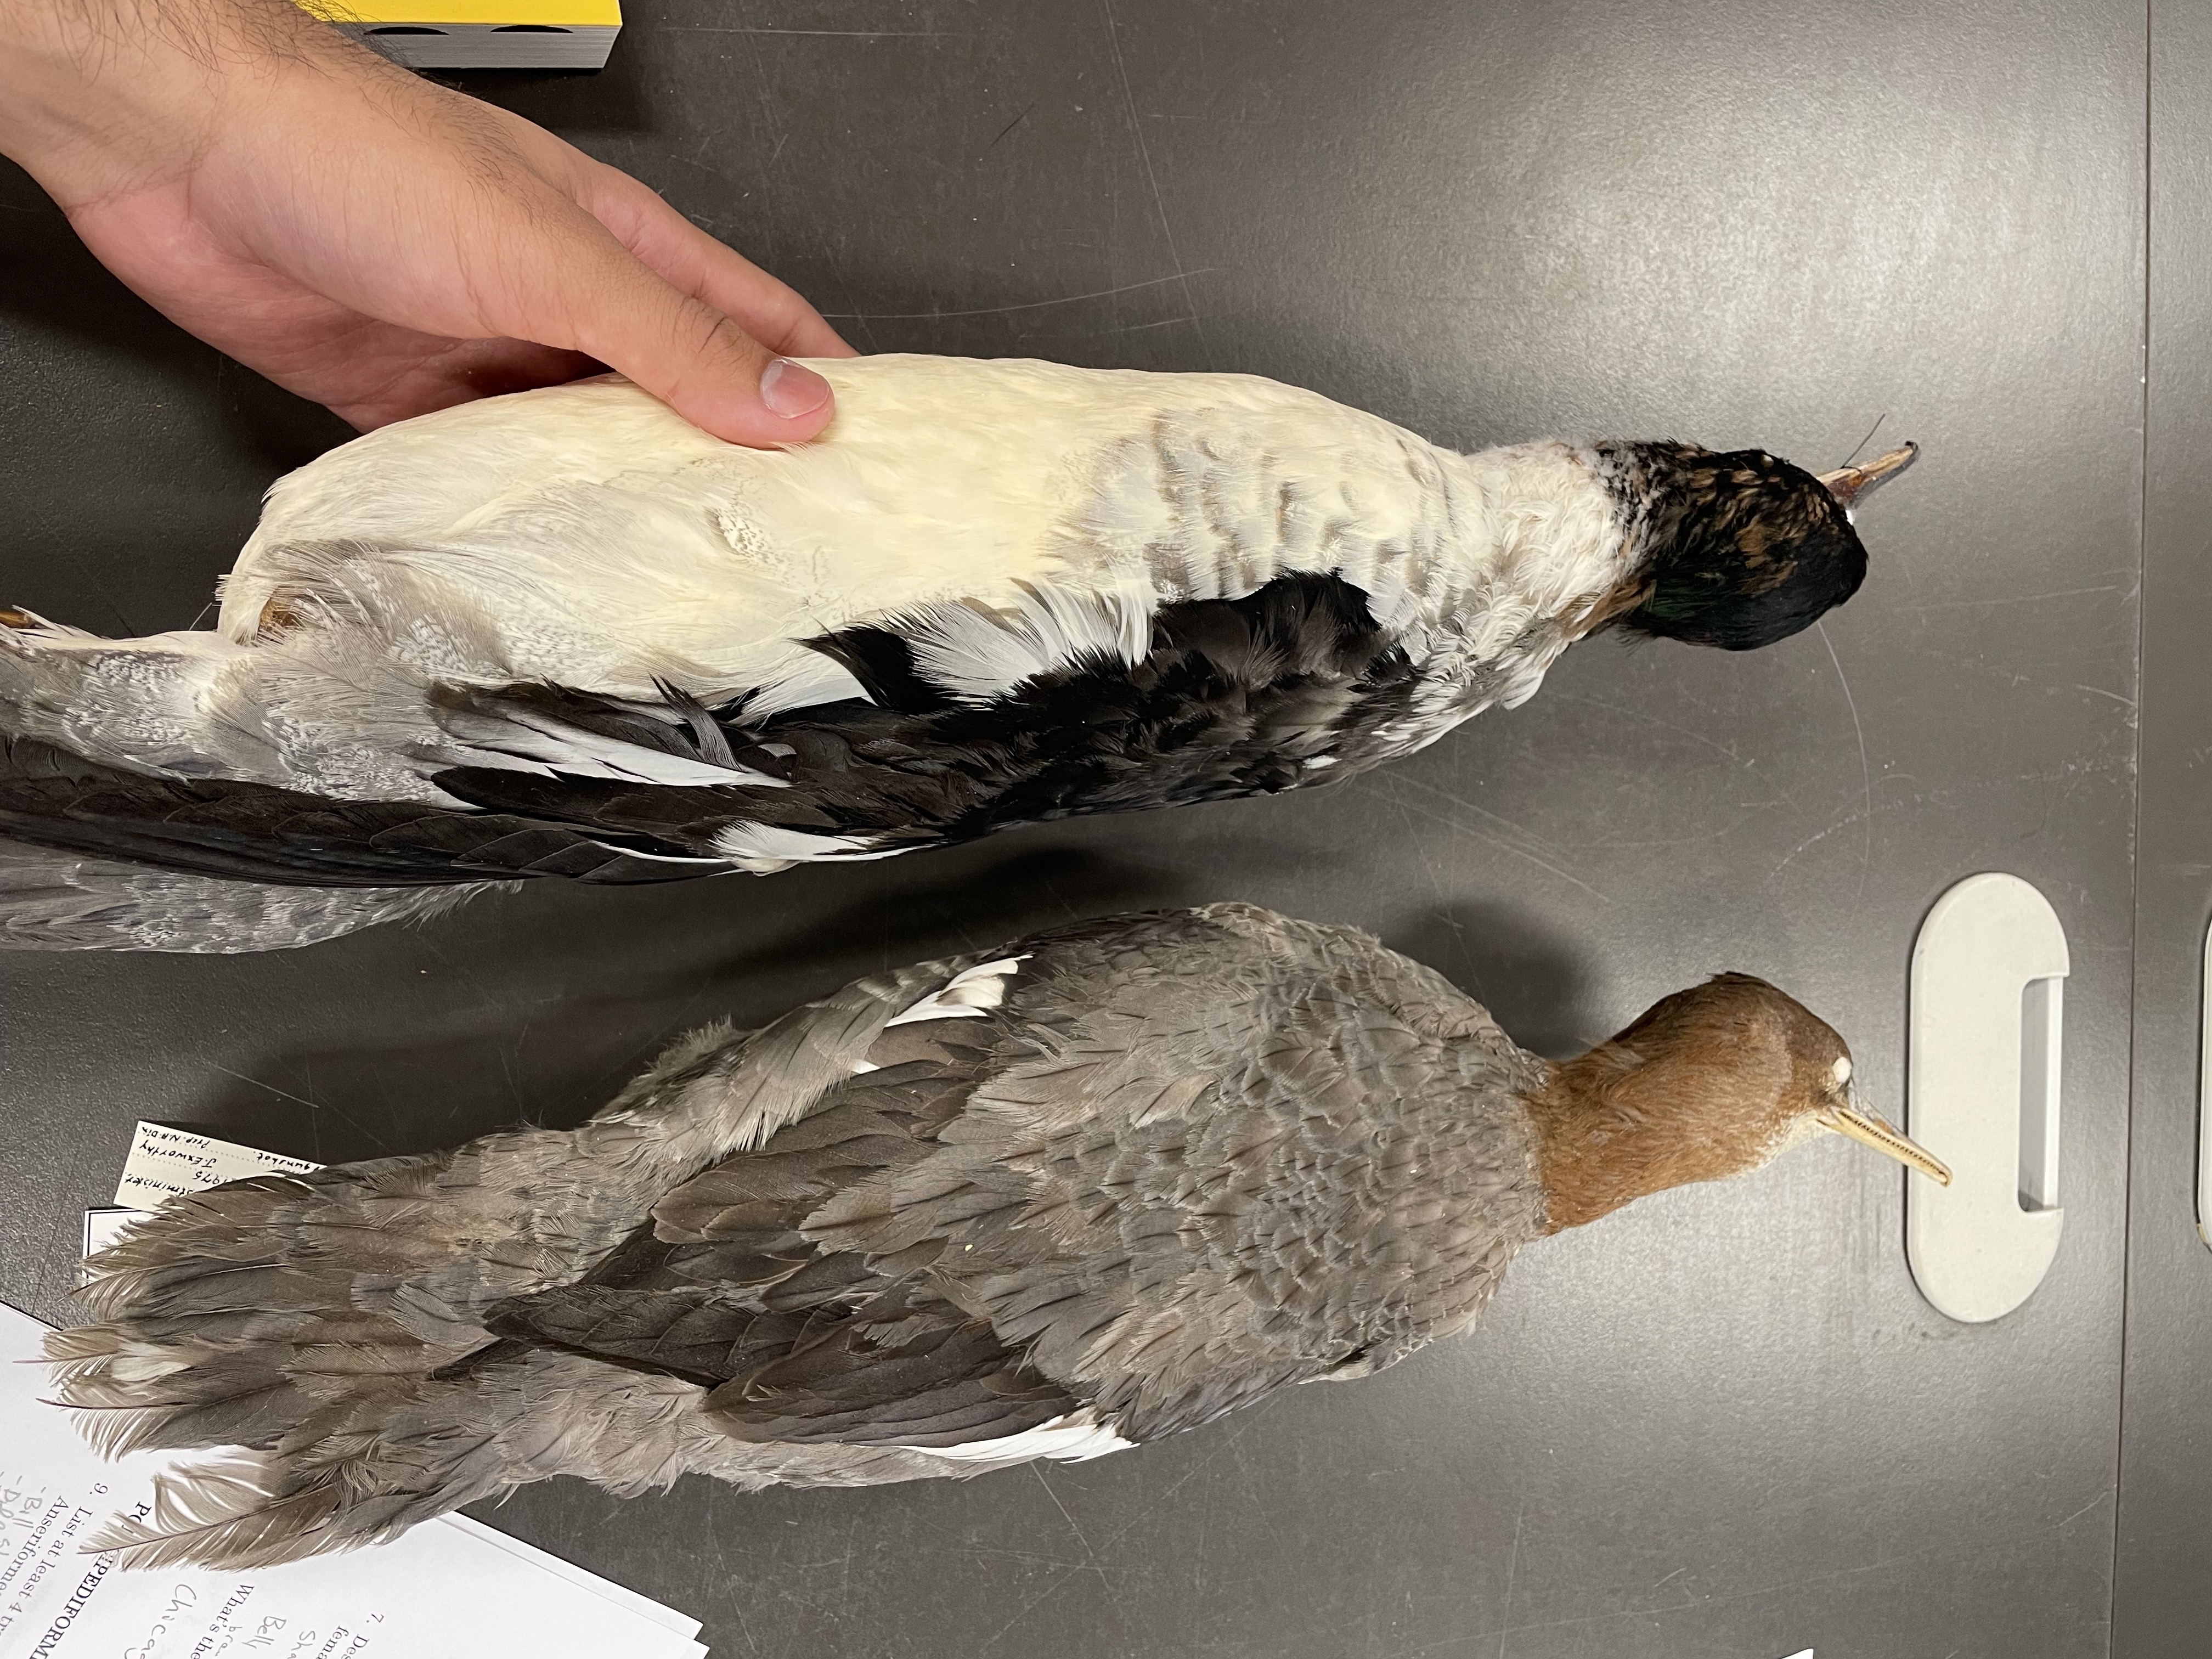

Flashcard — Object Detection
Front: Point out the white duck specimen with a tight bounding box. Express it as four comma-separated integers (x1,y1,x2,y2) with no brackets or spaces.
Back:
0,358,1915,950
49,902,1948,1569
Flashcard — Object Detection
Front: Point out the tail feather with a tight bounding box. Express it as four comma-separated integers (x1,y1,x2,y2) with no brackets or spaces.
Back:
82,1457,351,1570
49,1177,550,1565
53,1336,991,1569
0,727,710,939
0,608,706,947
50,1376,325,1462
44,989,968,1565
49,1082,728,1562
53,1347,675,1567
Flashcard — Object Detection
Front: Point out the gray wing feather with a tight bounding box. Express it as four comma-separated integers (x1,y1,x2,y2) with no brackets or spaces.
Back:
493,1040,1081,1450
472,907,1543,1452
800,902,1549,1439
77,946,995,1347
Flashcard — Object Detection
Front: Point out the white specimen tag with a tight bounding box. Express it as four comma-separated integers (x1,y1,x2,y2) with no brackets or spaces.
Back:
111,1120,321,1210
79,1210,137,1262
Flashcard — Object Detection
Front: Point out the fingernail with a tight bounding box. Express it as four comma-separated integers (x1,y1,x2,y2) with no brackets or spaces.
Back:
760,358,831,420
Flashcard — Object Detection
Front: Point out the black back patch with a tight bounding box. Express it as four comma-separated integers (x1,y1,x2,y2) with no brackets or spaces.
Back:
435,572,1424,860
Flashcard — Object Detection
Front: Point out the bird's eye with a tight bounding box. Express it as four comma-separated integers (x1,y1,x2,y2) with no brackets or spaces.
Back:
1831,1056,1853,1087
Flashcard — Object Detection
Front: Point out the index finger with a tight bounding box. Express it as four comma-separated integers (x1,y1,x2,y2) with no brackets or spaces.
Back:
581,168,856,359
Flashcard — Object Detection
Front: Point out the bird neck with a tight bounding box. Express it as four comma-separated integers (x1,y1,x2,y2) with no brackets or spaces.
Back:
1518,1043,1758,1233
1442,441,1652,640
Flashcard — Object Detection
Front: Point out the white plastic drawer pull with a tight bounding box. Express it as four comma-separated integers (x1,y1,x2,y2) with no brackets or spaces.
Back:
2197,917,2212,1249
1906,872,2068,1323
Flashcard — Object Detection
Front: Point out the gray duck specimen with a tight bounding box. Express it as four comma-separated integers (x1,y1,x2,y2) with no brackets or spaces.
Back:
0,356,1915,952
48,903,1948,1568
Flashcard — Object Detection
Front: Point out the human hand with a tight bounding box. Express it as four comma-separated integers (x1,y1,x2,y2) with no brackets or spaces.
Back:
0,0,849,443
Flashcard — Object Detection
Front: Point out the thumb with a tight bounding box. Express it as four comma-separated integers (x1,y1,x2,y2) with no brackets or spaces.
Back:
562,249,836,446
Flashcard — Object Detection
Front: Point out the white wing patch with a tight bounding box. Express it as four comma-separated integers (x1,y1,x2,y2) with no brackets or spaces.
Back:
435,699,788,789
710,822,904,873
905,1409,1136,1464
883,956,1029,1026
738,651,874,720
899,580,1154,705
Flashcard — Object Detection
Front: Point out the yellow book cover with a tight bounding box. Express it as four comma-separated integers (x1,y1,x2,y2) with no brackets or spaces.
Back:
301,0,620,67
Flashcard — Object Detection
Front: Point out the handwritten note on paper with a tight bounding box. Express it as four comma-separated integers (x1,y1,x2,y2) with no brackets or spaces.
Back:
112,1122,320,1211
0,1301,707,1659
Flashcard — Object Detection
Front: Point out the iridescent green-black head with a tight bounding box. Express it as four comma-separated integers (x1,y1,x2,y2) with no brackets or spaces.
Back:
1596,441,1915,651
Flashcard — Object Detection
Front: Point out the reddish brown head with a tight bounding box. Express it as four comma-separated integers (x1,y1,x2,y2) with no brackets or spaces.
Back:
1524,973,1947,1233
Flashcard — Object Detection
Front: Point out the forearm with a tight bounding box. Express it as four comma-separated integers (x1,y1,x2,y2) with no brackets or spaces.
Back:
0,0,380,205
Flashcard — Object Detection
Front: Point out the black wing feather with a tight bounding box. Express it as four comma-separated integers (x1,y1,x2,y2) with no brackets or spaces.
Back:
3,574,1424,890
437,572,1424,854
0,736,704,887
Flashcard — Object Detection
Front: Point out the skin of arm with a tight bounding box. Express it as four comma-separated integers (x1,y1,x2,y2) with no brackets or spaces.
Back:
0,0,851,443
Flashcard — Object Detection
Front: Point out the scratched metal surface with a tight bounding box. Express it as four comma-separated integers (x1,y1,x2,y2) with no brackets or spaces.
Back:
0,3,2145,1655
2114,4,2212,1654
